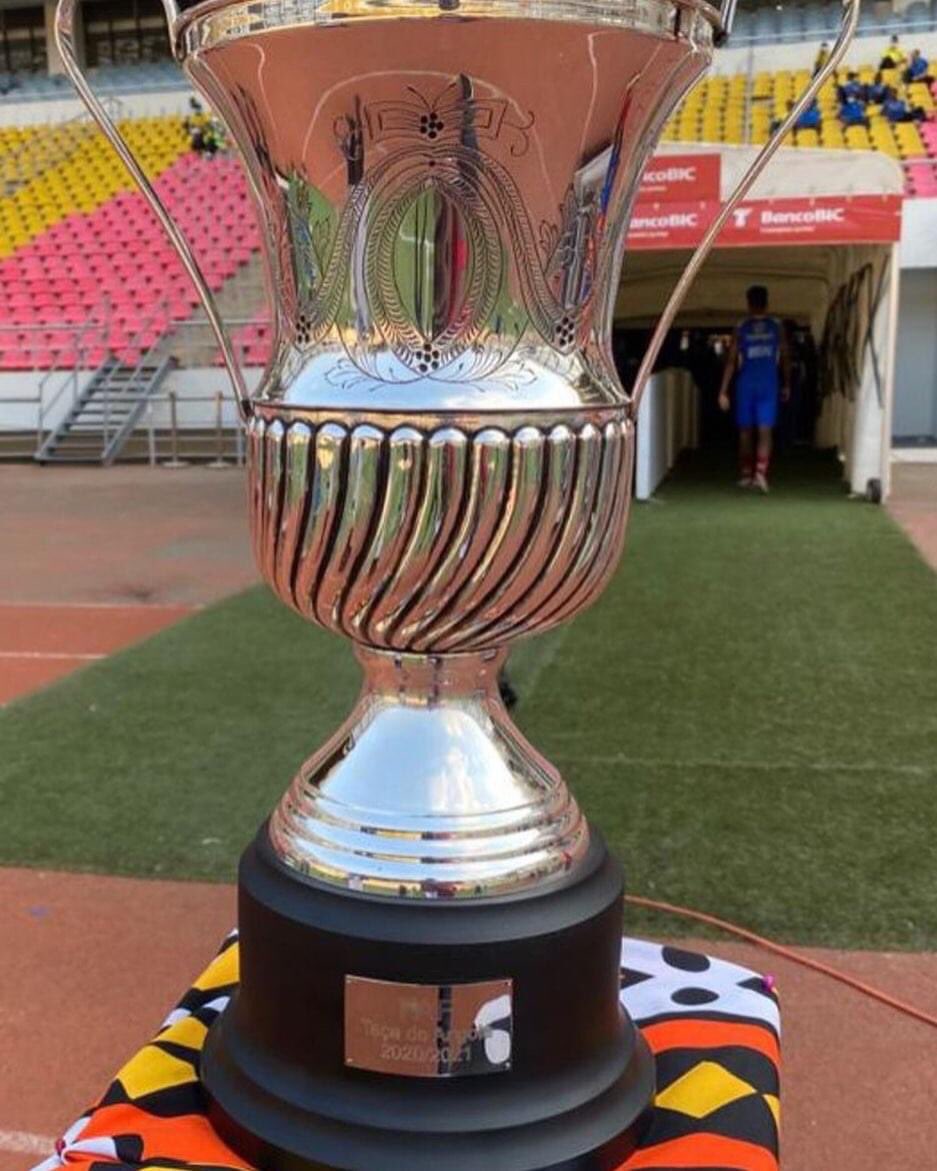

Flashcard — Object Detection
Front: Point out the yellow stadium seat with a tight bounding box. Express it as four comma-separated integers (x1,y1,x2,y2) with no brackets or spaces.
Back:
909,82,934,112
0,114,190,257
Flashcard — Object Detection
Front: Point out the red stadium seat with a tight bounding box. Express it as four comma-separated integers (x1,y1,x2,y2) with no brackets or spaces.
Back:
0,146,261,372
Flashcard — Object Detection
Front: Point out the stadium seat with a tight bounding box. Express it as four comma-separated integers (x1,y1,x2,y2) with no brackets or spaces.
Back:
0,115,261,370
663,45,937,198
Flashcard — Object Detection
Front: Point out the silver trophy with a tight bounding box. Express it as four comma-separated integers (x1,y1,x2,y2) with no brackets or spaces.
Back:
57,0,856,1168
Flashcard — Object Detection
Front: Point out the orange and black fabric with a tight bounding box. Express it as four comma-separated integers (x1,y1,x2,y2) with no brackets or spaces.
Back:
33,934,780,1171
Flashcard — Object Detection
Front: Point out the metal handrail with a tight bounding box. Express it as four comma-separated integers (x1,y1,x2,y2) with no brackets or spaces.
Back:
35,309,110,448
730,12,937,47
2,384,247,466
89,298,173,459
0,304,264,459
143,379,247,468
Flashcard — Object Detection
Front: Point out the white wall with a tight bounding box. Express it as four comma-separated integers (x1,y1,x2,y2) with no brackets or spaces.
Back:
0,86,194,127
900,200,937,269
635,369,699,500
711,29,937,76
893,268,937,440
0,366,261,440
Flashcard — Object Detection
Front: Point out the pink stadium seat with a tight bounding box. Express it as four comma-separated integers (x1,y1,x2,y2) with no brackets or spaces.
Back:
0,151,261,370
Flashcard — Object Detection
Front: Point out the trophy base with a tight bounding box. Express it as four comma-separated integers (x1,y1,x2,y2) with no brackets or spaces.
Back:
202,828,654,1171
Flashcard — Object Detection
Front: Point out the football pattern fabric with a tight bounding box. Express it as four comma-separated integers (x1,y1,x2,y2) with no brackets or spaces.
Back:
32,933,780,1171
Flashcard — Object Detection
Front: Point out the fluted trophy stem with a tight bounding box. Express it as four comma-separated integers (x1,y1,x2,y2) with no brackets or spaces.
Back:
269,646,589,897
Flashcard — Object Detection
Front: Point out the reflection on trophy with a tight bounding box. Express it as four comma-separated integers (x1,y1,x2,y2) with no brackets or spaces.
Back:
55,0,851,1166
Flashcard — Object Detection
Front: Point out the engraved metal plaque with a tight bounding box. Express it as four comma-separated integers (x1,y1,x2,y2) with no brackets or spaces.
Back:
344,975,513,1078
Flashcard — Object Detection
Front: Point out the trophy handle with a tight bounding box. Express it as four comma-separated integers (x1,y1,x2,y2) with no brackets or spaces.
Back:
54,0,252,421
630,0,860,409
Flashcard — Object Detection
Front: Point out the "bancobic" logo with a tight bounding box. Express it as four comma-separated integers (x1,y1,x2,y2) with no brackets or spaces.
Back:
642,166,697,186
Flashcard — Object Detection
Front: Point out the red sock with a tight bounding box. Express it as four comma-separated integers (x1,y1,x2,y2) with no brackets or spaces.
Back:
756,454,770,478
741,456,754,478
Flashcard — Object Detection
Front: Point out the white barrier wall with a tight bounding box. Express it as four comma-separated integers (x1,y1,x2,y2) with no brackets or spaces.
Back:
0,87,194,126
635,368,699,501
0,367,261,440
709,29,937,76
816,246,900,498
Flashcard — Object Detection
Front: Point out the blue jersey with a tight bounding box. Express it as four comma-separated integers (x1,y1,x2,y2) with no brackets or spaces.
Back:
736,316,781,394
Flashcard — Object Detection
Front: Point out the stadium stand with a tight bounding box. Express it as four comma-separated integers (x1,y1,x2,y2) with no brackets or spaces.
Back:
661,56,937,192
0,115,260,370
0,114,188,256
230,314,275,370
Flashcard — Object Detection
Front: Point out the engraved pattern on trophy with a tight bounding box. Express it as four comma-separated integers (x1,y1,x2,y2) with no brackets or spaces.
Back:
272,79,599,392
248,410,634,654
180,10,717,411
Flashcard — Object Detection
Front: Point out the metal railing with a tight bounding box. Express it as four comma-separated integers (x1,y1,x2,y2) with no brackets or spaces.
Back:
0,64,184,103
0,313,109,456
37,313,111,434
0,312,264,463
729,9,937,48
141,389,246,468
97,299,168,454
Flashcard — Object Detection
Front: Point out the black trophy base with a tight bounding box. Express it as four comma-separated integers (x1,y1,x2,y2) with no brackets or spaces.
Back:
202,827,654,1171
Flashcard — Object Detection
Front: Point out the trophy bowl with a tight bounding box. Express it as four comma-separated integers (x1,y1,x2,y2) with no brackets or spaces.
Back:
54,0,856,1165
249,412,632,657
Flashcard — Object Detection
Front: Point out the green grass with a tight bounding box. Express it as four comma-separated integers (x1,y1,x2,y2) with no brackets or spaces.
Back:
2,450,936,948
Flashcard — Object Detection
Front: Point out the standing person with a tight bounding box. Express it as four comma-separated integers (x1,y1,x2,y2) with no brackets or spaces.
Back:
813,42,830,75
880,33,906,70
718,286,791,493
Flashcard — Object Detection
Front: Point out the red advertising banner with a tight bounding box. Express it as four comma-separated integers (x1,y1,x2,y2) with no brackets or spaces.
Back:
627,194,902,249
638,154,722,203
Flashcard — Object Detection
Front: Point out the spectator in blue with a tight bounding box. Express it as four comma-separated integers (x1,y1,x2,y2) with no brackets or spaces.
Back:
840,94,870,129
868,70,888,104
839,71,866,103
904,49,933,86
883,86,927,123
796,100,821,131
782,100,819,132
772,100,821,135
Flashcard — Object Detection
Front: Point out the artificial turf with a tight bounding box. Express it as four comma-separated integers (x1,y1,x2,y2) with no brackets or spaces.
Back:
2,449,936,948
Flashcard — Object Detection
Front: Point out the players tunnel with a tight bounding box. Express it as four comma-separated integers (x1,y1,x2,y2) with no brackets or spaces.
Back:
614,144,903,501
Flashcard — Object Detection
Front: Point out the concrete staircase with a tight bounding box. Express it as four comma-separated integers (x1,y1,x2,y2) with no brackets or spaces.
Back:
36,355,175,464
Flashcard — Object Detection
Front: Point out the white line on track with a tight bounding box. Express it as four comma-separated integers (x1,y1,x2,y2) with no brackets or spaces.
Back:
0,1129,56,1155
0,601,200,611
0,652,105,661
549,752,931,776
